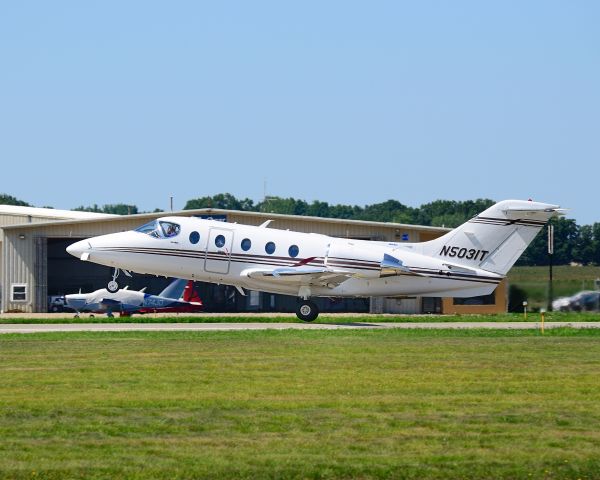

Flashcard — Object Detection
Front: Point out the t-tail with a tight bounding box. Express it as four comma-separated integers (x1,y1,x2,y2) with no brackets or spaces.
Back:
419,200,565,276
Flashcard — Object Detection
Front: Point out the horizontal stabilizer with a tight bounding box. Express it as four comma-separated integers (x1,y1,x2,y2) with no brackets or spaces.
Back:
502,206,566,217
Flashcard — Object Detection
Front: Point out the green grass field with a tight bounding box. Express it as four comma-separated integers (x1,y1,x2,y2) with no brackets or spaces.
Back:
1,311,599,323
509,265,600,308
2,328,600,479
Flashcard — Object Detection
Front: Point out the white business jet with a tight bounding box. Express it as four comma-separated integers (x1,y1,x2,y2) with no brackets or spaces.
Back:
67,199,562,321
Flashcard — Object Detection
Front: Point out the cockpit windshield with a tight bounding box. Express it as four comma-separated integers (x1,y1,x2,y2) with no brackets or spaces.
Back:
135,220,181,239
160,221,180,238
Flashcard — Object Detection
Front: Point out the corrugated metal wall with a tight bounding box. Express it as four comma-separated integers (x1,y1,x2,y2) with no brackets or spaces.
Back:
0,213,62,243
2,232,36,312
34,237,48,312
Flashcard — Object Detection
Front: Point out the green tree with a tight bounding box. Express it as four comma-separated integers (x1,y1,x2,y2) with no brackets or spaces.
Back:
0,193,30,206
184,193,254,211
74,204,138,215
356,200,414,223
573,225,594,265
592,223,600,265
257,197,307,215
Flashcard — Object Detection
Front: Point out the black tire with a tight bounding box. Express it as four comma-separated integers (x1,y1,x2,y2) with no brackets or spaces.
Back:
107,281,119,293
296,301,319,322
50,305,59,313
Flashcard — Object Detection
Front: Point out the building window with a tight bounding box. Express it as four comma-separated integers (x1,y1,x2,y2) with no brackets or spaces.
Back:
11,284,27,302
189,231,200,244
288,245,299,258
215,235,226,248
265,242,276,254
453,294,496,305
241,238,251,251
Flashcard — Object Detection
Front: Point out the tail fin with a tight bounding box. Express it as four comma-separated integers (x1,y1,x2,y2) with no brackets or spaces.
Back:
158,278,187,299
419,200,564,275
182,280,202,304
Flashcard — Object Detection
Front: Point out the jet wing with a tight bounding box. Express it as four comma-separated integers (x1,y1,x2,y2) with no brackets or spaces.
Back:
242,266,353,288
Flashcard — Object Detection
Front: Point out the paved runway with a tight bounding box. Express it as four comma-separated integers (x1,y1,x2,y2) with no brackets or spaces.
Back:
1,321,599,334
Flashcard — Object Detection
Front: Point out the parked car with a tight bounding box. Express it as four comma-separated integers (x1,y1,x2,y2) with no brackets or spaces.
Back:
569,291,600,312
47,295,72,313
552,296,572,312
552,291,600,312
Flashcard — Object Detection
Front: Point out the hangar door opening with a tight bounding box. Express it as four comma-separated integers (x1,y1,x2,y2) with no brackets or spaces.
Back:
47,238,173,297
48,238,113,296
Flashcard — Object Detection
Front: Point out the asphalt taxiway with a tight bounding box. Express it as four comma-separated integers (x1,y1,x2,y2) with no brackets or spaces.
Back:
1,321,599,334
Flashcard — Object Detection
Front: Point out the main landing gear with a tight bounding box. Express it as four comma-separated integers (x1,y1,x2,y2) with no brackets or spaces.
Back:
296,300,319,322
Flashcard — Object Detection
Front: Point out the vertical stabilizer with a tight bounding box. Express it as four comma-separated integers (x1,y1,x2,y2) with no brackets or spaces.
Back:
419,200,563,275
158,278,187,299
182,280,202,304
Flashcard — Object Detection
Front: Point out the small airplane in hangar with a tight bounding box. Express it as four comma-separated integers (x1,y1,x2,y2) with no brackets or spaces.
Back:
65,278,203,317
67,199,563,321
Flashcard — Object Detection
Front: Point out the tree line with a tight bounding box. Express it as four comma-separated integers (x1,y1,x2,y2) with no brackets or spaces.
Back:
2,192,599,266
183,194,599,266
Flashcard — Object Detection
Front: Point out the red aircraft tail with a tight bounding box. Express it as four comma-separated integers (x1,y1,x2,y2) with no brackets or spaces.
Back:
182,281,202,304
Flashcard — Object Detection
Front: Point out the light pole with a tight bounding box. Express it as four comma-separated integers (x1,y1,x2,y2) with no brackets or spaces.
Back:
547,224,554,312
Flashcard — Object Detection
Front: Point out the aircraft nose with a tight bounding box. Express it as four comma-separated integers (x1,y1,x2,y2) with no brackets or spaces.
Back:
66,240,90,259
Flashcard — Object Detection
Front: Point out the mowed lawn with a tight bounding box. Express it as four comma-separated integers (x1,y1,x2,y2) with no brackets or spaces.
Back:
2,330,600,479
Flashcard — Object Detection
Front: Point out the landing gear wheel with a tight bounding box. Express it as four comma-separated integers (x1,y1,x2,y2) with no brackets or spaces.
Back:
296,301,319,322
107,268,121,293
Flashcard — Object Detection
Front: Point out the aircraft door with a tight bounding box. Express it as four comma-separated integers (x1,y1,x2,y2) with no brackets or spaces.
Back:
204,228,234,274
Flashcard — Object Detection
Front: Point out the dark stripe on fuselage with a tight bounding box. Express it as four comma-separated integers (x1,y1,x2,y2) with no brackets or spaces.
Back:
94,247,501,285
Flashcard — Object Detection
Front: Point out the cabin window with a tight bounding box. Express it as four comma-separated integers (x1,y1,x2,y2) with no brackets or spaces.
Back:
265,242,276,254
288,245,299,258
11,283,27,302
189,231,200,244
241,238,251,251
160,221,181,238
215,235,226,248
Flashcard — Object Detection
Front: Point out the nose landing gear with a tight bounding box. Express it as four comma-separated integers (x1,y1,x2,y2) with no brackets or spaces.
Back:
107,268,132,293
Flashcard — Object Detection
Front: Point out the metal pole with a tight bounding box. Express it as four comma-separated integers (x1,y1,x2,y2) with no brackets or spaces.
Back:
548,224,554,312
170,196,173,212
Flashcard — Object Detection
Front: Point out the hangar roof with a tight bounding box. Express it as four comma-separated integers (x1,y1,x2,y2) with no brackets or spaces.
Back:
1,208,450,233
0,205,117,221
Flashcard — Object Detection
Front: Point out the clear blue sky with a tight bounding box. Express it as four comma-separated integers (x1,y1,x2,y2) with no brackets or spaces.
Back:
1,1,598,224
